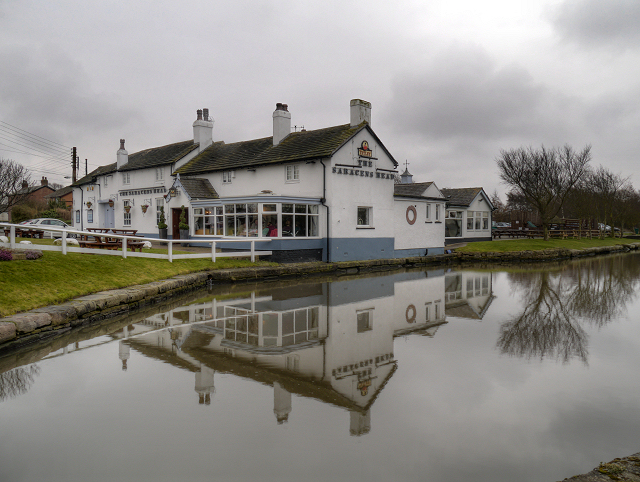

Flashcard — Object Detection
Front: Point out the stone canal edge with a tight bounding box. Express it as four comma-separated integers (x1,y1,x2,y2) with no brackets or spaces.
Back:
558,452,640,481
1,243,639,352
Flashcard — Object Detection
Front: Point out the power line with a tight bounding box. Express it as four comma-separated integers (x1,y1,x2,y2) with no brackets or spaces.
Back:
0,120,72,151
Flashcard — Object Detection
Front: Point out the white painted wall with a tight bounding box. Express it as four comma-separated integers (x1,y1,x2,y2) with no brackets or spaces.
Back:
326,129,396,241
394,199,446,250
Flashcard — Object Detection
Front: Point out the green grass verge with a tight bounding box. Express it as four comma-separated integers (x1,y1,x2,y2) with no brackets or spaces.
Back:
456,237,636,253
0,243,276,317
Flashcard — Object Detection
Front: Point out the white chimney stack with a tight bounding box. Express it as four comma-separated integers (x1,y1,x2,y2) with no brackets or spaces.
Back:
193,108,214,152
117,139,128,169
273,103,291,146
350,99,371,127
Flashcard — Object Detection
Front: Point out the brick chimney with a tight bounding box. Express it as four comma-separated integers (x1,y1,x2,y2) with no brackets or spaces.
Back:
193,108,214,152
40,176,48,186
273,103,291,146
350,99,371,127
117,139,128,169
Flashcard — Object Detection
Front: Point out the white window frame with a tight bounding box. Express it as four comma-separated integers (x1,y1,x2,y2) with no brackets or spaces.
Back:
222,171,232,184
123,200,131,226
285,164,300,182
87,209,93,224
156,198,164,225
155,168,164,182
122,172,130,185
426,204,431,222
356,308,373,333
357,206,372,228
435,204,441,222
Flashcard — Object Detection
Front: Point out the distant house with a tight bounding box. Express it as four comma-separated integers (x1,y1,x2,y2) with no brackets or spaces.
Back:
45,185,74,209
7,177,55,221
440,187,494,245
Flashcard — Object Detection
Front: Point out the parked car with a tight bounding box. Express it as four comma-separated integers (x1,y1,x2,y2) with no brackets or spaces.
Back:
26,218,76,238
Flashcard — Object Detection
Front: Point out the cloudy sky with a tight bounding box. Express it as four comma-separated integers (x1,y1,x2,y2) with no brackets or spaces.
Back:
1,0,639,199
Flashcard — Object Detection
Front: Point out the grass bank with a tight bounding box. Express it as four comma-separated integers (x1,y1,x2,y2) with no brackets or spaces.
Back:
1,237,637,317
456,237,634,253
0,243,276,317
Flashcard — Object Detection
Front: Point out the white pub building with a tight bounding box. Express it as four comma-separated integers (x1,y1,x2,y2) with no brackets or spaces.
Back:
72,99,492,262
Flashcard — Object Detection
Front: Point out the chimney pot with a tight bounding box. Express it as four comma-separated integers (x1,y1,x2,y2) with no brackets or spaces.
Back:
273,102,292,145
350,99,372,127
193,108,214,152
41,176,48,186
120,139,125,150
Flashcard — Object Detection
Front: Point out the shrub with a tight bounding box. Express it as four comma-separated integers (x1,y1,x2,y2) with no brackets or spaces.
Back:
158,206,167,229
25,250,43,260
179,205,189,230
0,249,12,261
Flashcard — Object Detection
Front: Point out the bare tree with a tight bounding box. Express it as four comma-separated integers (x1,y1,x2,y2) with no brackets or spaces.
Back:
0,158,31,214
590,166,631,235
496,145,591,240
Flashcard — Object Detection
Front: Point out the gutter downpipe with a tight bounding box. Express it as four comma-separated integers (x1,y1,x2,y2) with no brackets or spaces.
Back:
319,158,330,262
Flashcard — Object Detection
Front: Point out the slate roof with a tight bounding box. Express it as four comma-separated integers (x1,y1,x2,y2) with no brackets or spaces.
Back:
176,123,397,175
179,177,219,200
73,163,117,186
441,187,484,207
15,184,55,196
45,185,73,198
119,140,198,172
394,182,445,200
73,140,199,186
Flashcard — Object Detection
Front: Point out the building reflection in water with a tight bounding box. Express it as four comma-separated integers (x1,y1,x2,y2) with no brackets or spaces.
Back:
444,271,494,320
113,269,496,435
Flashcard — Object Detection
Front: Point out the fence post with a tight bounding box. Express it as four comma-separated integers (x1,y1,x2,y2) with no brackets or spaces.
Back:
10,226,15,249
168,240,173,263
122,236,127,259
211,241,216,262
62,231,68,255
251,240,255,262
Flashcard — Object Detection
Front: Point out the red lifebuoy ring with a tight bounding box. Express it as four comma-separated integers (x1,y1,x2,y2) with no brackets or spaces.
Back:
406,304,416,323
406,205,417,225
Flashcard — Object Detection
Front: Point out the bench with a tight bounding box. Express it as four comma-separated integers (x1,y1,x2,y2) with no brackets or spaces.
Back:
78,234,145,252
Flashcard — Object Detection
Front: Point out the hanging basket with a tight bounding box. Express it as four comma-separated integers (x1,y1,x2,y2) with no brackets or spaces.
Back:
86,202,92,209
141,205,149,214
124,205,131,213
108,199,114,208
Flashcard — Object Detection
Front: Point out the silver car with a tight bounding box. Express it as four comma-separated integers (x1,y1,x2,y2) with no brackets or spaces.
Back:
27,218,75,238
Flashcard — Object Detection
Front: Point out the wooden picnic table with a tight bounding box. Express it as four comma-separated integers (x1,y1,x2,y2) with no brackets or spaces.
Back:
78,233,145,252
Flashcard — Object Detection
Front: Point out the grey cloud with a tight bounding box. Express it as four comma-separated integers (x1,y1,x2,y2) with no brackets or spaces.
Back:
385,45,568,142
551,0,640,49
0,45,139,142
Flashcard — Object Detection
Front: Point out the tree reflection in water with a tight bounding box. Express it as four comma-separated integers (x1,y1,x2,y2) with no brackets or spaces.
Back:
0,364,41,401
498,254,640,364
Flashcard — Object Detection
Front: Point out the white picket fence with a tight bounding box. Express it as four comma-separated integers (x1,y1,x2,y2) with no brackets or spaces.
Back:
0,223,271,262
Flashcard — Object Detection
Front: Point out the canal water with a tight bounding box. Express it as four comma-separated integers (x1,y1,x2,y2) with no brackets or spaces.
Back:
1,254,640,482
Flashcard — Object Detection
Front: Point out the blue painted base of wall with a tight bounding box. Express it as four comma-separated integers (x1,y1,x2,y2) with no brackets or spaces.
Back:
177,236,445,262
393,247,445,258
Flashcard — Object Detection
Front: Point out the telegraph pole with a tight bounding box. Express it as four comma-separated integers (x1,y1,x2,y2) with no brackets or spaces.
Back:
72,147,77,183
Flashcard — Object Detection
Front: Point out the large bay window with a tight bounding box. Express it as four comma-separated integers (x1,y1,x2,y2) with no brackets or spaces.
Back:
467,211,489,231
192,202,319,238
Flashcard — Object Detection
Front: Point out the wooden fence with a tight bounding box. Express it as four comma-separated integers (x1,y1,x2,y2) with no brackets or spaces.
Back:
0,223,271,262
